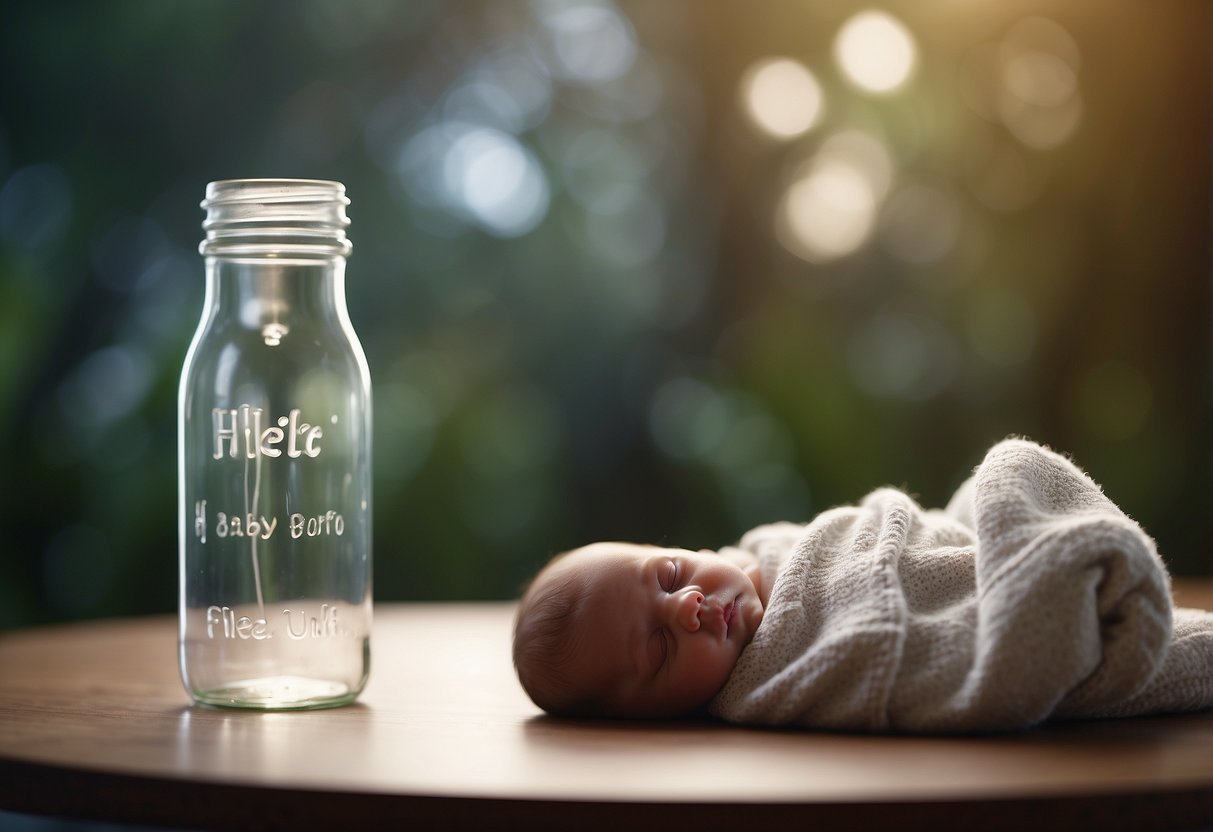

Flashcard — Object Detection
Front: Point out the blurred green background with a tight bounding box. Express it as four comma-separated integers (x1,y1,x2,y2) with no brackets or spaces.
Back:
0,0,1209,630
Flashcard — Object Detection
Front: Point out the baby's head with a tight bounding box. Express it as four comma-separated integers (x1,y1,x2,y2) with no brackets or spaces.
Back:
513,542,766,719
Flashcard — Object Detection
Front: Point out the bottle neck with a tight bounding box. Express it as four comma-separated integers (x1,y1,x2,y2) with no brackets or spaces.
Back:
197,180,356,338
199,179,351,260
203,257,349,332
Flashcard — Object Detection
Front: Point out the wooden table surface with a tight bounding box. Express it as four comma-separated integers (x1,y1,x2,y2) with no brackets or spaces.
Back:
1,581,1211,831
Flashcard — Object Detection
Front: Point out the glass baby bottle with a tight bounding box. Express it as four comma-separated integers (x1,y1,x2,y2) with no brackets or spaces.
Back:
178,179,372,709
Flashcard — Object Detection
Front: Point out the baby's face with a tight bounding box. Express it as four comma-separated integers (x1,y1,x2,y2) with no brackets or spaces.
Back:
558,542,765,718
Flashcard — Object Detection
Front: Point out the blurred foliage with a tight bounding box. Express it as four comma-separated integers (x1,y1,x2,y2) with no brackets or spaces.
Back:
0,0,1209,629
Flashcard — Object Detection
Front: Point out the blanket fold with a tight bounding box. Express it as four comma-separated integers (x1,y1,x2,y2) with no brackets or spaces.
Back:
709,438,1213,732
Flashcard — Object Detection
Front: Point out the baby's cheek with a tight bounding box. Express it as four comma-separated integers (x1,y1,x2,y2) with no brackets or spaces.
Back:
689,647,738,699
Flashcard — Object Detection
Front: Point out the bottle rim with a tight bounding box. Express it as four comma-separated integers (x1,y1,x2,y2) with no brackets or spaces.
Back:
200,179,352,259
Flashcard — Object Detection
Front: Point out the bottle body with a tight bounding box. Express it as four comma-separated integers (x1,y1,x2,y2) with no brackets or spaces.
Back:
178,180,371,709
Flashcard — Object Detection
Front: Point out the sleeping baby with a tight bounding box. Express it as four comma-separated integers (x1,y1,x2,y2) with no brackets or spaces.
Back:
513,438,1213,732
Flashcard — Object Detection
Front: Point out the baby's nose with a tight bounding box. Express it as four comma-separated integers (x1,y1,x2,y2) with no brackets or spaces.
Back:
675,589,704,632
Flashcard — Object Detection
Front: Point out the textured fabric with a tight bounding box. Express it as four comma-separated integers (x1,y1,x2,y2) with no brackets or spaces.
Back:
708,438,1213,732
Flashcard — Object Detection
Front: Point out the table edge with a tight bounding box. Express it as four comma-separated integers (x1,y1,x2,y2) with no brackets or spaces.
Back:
2,757,1211,832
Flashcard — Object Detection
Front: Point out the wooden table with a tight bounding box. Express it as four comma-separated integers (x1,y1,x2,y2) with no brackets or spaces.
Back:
1,582,1211,831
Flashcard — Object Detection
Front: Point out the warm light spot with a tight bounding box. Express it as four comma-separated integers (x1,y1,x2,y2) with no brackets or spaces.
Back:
776,157,878,263
818,130,894,200
834,10,917,95
775,130,891,263
997,17,1084,150
1000,93,1082,150
1001,17,1081,74
1003,50,1076,108
740,57,823,139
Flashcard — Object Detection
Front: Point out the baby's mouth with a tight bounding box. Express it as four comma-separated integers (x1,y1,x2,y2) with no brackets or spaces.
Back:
723,596,739,637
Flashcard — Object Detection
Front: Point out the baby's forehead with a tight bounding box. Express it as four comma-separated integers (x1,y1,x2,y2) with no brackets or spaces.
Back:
578,542,670,571
549,544,643,583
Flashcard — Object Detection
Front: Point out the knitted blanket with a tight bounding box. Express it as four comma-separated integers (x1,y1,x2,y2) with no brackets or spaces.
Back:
708,439,1213,732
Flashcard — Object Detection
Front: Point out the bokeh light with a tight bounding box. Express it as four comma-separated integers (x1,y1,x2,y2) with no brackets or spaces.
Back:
535,1,638,86
740,57,824,139
450,128,551,238
398,123,551,238
997,18,1084,150
834,10,918,95
777,159,877,263
775,131,891,263
470,49,554,133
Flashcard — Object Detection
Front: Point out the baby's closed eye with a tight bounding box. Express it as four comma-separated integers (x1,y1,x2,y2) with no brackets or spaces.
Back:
647,628,668,675
660,560,679,592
